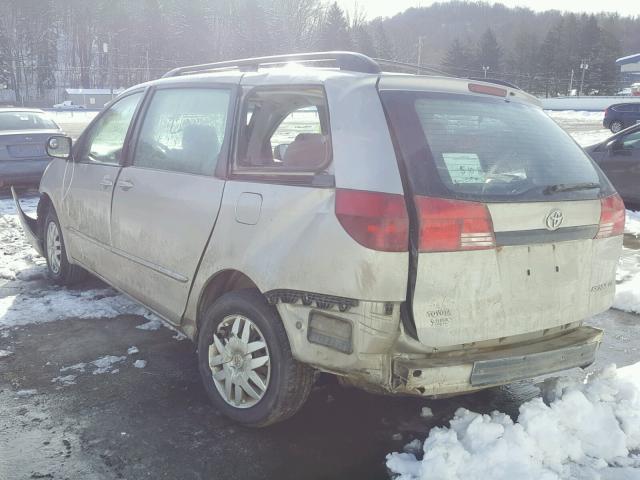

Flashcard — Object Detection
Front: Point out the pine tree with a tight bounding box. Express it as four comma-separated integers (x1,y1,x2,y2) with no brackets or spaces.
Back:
318,3,352,51
371,21,395,60
352,25,376,57
476,28,502,75
442,38,473,76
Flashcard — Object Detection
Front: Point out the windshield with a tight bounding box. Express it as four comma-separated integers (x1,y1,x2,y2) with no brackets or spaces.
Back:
380,91,612,202
0,111,58,131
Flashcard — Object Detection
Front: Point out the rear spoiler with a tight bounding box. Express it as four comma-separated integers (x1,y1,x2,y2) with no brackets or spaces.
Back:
10,186,43,256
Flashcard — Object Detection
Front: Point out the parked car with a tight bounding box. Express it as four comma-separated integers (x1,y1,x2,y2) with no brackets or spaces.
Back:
13,52,624,427
603,103,640,133
0,108,62,189
52,100,86,110
585,123,640,208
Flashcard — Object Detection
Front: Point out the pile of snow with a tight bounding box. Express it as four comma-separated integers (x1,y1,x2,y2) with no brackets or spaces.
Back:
627,210,640,237
387,362,640,480
614,249,640,315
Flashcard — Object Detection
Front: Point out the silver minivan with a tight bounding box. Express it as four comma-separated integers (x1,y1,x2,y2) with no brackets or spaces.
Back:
13,52,624,426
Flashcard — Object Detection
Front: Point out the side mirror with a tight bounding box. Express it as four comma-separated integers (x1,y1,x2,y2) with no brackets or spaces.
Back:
273,143,289,161
46,135,72,160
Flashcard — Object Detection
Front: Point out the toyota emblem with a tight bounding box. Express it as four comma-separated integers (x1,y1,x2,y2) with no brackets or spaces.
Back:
545,209,563,231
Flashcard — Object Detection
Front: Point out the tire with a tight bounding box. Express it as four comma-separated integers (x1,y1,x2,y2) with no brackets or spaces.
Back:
610,121,624,133
197,289,315,427
43,208,87,285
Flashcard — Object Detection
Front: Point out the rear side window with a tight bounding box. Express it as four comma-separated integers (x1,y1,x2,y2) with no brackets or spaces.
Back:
133,88,230,176
381,91,611,202
613,104,636,113
234,87,330,175
0,112,57,130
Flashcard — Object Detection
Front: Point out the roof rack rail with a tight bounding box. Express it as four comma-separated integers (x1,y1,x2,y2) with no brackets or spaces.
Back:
162,51,381,78
468,77,522,90
373,58,453,77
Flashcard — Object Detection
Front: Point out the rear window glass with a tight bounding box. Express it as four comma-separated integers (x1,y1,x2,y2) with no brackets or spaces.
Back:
0,111,57,130
381,91,611,202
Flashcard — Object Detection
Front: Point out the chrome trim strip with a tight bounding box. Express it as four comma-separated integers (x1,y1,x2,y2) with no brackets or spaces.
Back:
495,225,599,246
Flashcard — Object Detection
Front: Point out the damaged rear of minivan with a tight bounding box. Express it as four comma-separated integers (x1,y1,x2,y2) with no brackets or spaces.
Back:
373,77,624,396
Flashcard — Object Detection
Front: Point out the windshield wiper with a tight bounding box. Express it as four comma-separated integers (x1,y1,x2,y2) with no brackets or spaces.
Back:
543,182,600,195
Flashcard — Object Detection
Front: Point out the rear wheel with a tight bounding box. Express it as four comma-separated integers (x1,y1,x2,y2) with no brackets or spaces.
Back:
610,121,624,133
198,289,314,427
43,208,86,285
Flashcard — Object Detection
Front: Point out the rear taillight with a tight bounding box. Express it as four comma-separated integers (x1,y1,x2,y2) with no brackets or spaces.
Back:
415,196,495,252
335,189,409,252
596,194,625,238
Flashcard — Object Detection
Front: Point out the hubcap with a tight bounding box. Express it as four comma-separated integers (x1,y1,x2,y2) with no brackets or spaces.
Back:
612,122,623,133
208,315,271,409
46,221,62,275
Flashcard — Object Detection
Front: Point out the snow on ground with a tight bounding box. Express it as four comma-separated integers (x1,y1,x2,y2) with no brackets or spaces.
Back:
52,348,148,386
627,210,640,237
0,196,178,333
91,355,127,375
387,363,640,480
133,359,147,369
614,248,640,315
545,110,611,147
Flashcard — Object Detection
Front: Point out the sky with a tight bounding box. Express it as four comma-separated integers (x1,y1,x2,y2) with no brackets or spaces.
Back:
335,0,640,19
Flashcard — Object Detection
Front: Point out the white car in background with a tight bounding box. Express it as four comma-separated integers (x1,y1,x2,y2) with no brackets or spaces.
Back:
52,100,86,110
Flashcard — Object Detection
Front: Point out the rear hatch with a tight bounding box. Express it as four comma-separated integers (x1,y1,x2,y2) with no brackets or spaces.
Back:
380,83,624,349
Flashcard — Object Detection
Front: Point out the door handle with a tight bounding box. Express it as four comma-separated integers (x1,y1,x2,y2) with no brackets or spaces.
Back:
117,179,134,191
99,176,113,188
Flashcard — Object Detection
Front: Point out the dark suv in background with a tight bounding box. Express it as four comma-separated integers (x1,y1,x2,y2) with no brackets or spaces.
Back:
604,103,640,133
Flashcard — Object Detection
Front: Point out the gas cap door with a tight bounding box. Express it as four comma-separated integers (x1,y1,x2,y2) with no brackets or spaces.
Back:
235,192,263,225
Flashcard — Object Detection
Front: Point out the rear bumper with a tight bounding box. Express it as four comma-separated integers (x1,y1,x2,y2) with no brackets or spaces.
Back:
10,186,44,256
393,326,602,396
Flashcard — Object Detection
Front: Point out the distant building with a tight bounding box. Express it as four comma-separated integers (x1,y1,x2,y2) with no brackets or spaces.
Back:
616,54,640,94
63,88,125,108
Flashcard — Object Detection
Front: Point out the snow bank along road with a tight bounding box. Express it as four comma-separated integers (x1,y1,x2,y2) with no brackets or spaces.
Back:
0,111,639,480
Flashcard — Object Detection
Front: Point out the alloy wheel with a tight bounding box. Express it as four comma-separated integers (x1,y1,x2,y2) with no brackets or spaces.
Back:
46,221,62,275
208,314,271,409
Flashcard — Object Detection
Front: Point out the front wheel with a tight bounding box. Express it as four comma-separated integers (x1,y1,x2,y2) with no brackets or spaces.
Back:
197,289,315,427
43,209,87,285
610,121,624,133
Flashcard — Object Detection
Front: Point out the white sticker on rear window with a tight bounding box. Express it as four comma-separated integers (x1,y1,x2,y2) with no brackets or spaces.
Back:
442,153,485,184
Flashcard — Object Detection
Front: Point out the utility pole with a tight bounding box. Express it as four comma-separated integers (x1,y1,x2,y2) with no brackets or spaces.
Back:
103,41,114,101
579,60,589,97
482,65,490,78
568,69,574,96
146,50,150,82
416,36,424,74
